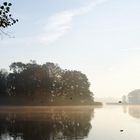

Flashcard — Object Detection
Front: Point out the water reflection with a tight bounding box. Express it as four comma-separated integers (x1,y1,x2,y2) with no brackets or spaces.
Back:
122,105,127,114
128,106,140,119
0,107,94,140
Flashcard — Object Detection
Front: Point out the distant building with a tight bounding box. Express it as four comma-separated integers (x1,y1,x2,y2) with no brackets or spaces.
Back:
128,89,140,104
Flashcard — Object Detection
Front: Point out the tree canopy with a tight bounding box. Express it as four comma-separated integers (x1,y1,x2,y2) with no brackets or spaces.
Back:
0,61,94,105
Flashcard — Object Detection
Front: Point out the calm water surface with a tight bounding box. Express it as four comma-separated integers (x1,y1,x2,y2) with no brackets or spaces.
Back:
0,105,140,140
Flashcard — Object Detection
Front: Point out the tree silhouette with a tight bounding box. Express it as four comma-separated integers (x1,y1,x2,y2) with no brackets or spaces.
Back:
0,61,95,105
0,2,18,36
0,69,8,95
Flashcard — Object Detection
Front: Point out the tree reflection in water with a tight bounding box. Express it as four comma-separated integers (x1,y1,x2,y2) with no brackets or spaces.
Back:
128,106,140,119
0,107,94,140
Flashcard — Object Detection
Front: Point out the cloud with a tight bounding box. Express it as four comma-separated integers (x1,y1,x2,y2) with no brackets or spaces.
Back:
121,47,140,52
39,0,109,45
39,11,73,44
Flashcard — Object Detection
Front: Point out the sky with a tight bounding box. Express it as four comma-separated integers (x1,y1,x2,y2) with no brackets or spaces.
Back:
0,0,140,98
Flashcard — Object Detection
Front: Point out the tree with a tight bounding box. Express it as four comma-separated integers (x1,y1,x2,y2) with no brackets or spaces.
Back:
0,2,18,36
1,61,95,105
61,70,94,104
0,69,8,95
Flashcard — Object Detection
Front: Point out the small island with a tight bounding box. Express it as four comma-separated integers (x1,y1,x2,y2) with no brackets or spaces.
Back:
0,61,101,106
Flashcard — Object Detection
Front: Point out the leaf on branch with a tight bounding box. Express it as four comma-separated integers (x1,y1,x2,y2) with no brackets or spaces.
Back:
0,2,18,37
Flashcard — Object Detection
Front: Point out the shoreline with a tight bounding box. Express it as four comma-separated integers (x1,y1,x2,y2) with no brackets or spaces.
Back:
0,105,102,113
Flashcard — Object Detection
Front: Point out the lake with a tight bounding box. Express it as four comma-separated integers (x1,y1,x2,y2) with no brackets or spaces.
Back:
0,105,140,140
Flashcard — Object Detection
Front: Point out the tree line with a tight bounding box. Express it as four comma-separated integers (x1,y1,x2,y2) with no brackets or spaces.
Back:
0,61,94,105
